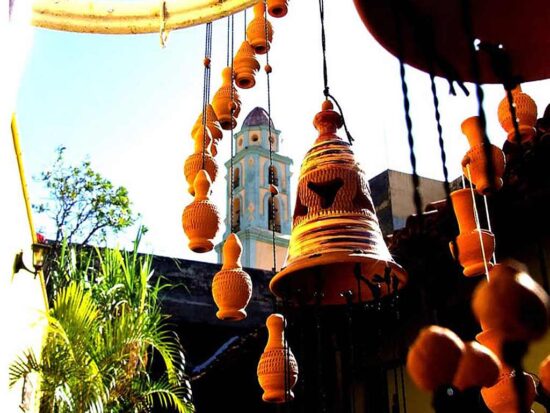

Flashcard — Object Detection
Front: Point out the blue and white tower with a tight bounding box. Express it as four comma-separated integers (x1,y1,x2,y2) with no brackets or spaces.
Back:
215,107,292,270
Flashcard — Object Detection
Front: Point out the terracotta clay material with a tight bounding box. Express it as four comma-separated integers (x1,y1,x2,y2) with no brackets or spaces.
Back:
192,104,223,156
461,116,505,194
406,325,465,392
234,40,260,89
183,127,218,195
267,0,288,18
182,170,221,253
246,1,273,55
452,341,501,391
257,314,298,403
212,67,241,130
497,85,538,144
540,355,550,394
481,372,536,413
212,233,253,321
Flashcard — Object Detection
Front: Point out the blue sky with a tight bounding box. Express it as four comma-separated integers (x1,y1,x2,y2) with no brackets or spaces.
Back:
15,1,550,262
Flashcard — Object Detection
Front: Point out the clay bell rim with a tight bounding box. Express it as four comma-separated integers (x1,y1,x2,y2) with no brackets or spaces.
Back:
269,251,407,302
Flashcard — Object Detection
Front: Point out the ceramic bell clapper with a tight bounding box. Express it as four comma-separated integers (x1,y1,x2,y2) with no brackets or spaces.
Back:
212,67,241,130
184,127,218,195
234,40,260,89
270,100,407,305
497,85,538,144
267,0,288,17
212,233,253,321
182,170,221,253
192,104,223,157
246,1,273,55
449,188,495,277
461,116,505,194
257,314,298,403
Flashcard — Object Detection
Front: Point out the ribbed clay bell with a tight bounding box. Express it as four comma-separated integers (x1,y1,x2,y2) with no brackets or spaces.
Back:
449,188,495,277
234,40,260,89
182,170,221,253
192,104,223,156
212,233,253,321
212,67,241,130
461,116,505,194
267,0,288,18
257,314,298,403
246,1,273,55
183,126,218,195
497,85,538,144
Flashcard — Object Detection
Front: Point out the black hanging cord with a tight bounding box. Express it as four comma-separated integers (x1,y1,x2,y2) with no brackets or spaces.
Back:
317,0,354,145
314,286,327,412
244,8,247,39
343,291,356,413
201,22,213,171
229,16,235,233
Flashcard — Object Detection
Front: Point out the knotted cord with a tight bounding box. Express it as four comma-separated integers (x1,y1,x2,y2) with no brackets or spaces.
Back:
201,22,213,171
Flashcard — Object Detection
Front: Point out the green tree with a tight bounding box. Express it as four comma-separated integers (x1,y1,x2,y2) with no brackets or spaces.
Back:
34,146,136,245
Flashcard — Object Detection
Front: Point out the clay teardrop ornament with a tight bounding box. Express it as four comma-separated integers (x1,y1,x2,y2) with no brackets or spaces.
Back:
246,1,273,55
212,67,241,130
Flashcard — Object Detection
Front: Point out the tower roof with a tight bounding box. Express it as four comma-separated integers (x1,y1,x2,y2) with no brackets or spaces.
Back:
242,107,275,129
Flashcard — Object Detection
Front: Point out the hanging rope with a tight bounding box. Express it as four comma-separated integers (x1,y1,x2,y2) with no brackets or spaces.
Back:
466,165,490,281
201,22,213,171
244,8,247,39
317,0,354,145
483,195,496,263
398,365,408,413
228,15,236,233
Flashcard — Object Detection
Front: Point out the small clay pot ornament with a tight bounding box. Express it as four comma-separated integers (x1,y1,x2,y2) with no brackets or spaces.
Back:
481,372,536,413
212,233,253,321
497,85,538,144
406,325,465,392
183,127,218,195
246,1,273,55
234,40,260,89
267,0,288,17
540,355,550,394
257,314,298,403
449,188,495,276
452,341,501,391
461,116,505,194
182,170,221,253
192,104,223,156
212,67,241,130
472,263,550,342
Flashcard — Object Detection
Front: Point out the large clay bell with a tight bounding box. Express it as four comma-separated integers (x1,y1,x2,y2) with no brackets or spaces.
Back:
269,100,407,305
183,126,218,195
182,170,221,253
212,233,253,321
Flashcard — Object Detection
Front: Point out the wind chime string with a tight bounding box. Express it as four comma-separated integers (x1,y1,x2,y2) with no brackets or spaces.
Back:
201,22,213,171
483,195,496,263
229,15,236,233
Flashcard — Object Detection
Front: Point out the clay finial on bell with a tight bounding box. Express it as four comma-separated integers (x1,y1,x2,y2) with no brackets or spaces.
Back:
246,1,273,55
257,314,298,403
269,100,407,305
267,0,288,18
497,85,538,144
212,67,241,130
182,170,220,253
460,116,506,194
212,233,253,321
183,127,218,195
234,40,260,89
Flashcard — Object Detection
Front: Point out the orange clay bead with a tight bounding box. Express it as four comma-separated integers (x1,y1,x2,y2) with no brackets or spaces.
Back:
204,57,211,67
265,64,272,73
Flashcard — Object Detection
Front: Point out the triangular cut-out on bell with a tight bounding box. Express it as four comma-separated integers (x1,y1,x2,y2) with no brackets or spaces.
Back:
269,100,407,305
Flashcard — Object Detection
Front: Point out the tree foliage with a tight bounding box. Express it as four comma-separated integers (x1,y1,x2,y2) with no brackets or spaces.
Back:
34,146,136,244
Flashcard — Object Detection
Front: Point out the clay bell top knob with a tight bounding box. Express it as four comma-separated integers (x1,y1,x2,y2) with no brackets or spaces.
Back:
194,169,212,201
265,313,286,350
406,325,465,392
540,355,550,394
472,263,550,342
452,341,501,391
313,100,344,140
461,116,486,148
222,233,243,270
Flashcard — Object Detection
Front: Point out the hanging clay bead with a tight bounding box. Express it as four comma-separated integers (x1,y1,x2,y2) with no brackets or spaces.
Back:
449,188,495,277
246,1,273,55
267,0,288,18
257,314,298,403
452,341,500,391
212,67,241,130
406,325,465,392
234,40,260,89
497,85,538,144
472,263,550,343
461,116,506,194
212,233,253,321
182,170,220,253
183,126,218,195
540,355,550,394
192,104,223,156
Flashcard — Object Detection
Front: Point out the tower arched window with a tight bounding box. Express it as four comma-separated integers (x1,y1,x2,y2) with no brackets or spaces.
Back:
268,165,279,186
233,167,240,189
232,197,241,233
268,196,281,233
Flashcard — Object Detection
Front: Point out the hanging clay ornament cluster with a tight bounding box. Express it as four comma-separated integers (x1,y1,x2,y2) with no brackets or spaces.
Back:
449,188,495,277
246,1,273,55
257,314,298,403
212,233,253,321
460,116,506,194
267,0,288,18
234,40,261,89
184,125,218,195
212,67,242,130
497,85,538,144
192,104,223,157
182,170,221,253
